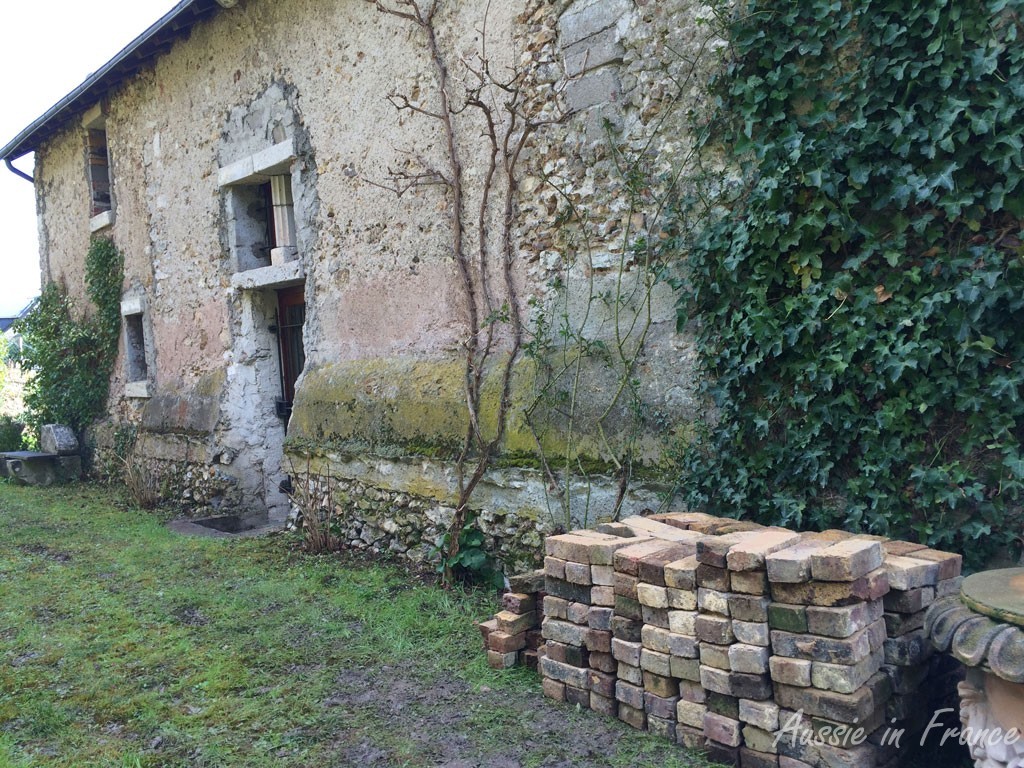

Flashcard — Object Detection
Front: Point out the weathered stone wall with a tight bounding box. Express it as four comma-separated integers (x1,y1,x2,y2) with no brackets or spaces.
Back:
32,0,719,546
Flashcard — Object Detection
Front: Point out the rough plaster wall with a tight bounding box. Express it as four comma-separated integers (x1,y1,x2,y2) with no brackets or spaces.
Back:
32,0,719,533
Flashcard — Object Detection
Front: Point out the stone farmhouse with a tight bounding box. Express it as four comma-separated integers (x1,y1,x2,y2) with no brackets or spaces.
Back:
1,0,715,571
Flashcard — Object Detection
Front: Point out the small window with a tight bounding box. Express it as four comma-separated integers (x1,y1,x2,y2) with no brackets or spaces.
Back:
120,296,152,399
125,314,148,382
219,139,299,273
83,105,115,231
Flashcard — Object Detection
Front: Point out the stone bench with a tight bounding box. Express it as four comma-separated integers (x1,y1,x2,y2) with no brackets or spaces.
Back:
0,425,82,486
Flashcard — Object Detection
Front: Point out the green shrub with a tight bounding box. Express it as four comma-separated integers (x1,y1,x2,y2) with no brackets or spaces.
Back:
678,0,1024,569
15,238,123,437
0,416,24,452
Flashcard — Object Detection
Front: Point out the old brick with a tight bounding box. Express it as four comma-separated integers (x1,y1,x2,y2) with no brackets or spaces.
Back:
667,587,697,610
905,550,961,581
478,618,498,642
588,534,653,567
637,544,691,585
502,592,536,614
811,651,883,694
884,556,939,590
730,643,771,675
671,655,701,681
701,641,732,670
743,725,779,754
641,624,672,653
487,649,518,669
590,691,617,717
590,585,614,606
588,606,613,630
740,747,780,768
676,723,706,750
616,680,645,708
732,570,770,595
882,629,933,666
767,540,830,584
769,656,812,687
732,595,772,623
542,617,585,646
588,669,616,697
810,540,883,582
669,632,699,658
612,638,642,665
727,530,803,571
611,614,643,641
567,601,589,625
739,698,780,731
540,657,590,688
565,561,592,585
542,677,566,701
640,648,672,676
583,628,611,653
642,605,670,628
936,576,963,598
613,571,639,598
695,614,735,645
770,568,890,606
768,603,808,633
770,619,885,664
544,556,567,580
806,600,883,639
543,595,569,620
589,650,616,673
643,670,679,698
696,563,732,590
645,691,679,720
698,587,732,616
698,537,735,568
545,531,619,563
496,610,536,635
677,699,707,728
706,691,740,718
704,711,743,747
668,609,697,635
733,620,770,647
701,667,773,699
883,610,924,637
488,630,527,653
619,662,642,686
882,540,927,556
665,555,699,590
565,684,590,707
637,583,669,608
774,674,886,724
882,586,934,614
679,679,707,703
591,564,615,585
614,594,643,620
545,577,591,604
614,539,678,576
647,714,676,741
508,569,545,594
618,701,646,730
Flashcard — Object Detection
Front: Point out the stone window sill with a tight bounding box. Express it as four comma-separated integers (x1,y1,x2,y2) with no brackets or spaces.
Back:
90,209,115,233
125,381,153,399
230,260,305,290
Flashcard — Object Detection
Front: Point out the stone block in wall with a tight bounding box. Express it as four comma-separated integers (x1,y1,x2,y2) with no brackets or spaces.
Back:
563,26,624,78
563,68,622,114
557,0,631,48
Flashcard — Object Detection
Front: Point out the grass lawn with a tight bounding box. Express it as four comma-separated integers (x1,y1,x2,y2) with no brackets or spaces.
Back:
0,483,720,767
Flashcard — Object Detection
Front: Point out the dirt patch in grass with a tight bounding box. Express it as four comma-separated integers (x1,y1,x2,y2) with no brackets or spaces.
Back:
324,666,673,768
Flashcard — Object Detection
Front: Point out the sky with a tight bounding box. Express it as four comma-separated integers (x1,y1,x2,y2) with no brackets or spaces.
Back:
0,0,179,316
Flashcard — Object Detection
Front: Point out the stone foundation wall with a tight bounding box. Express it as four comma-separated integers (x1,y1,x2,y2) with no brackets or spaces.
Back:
479,513,965,768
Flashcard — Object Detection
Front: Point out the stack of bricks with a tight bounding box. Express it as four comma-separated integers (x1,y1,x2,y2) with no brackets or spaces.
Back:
539,530,646,713
479,569,545,670
764,534,894,768
490,512,965,768
878,541,963,752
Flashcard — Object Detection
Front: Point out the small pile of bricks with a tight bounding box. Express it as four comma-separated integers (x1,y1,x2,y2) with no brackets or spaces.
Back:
479,570,545,670
484,511,965,768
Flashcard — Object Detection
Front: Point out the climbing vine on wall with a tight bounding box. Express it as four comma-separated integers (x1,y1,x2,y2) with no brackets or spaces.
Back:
677,0,1024,568
16,237,124,436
